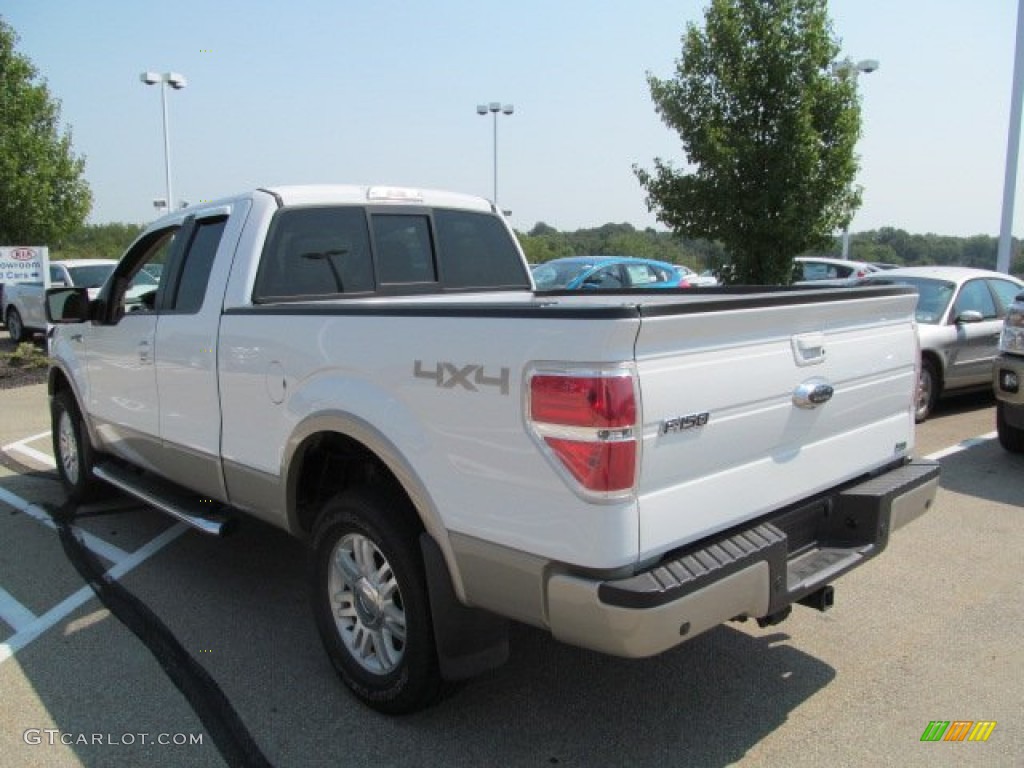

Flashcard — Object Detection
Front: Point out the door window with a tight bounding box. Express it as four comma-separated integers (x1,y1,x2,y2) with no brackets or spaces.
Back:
953,280,997,320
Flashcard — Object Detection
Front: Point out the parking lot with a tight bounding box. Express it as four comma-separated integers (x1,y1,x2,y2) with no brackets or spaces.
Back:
0,382,1021,767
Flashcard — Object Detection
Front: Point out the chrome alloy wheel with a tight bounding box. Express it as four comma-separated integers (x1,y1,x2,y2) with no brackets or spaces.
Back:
916,366,934,422
328,533,406,675
58,409,80,485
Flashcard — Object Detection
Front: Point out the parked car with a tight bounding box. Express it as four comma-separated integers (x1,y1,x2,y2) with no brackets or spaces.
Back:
861,266,1024,421
993,290,1024,451
794,257,883,285
2,259,160,342
531,256,690,290
677,265,719,287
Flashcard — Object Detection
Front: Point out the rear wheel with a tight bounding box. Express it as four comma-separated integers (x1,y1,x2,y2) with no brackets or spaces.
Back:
51,390,104,502
916,358,939,423
6,307,26,343
996,401,1024,453
310,486,440,714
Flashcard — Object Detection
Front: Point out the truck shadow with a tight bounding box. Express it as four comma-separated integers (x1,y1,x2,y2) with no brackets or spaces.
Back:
415,623,834,767
935,433,1024,507
6,494,836,768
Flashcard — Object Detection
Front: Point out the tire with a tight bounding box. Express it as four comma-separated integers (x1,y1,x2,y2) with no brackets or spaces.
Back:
6,307,26,343
996,400,1024,453
916,358,940,423
51,389,104,503
310,486,440,714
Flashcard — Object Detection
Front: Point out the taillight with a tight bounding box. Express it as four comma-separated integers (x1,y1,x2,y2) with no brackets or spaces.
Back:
528,370,638,497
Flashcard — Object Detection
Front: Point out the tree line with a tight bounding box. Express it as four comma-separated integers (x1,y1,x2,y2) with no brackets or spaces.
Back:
44,221,1024,278
516,222,1024,276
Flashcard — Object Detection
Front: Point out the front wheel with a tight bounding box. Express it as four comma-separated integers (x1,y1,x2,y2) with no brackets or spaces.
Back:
6,307,26,343
310,487,440,714
51,390,104,502
916,358,939,423
996,400,1024,453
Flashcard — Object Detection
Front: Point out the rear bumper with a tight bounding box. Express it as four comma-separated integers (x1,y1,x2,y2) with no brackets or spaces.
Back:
546,459,940,658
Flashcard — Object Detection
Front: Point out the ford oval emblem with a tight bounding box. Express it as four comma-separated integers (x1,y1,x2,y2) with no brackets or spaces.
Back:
793,377,834,409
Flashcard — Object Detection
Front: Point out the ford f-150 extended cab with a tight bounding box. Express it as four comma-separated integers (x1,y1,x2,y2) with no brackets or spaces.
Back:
45,185,939,713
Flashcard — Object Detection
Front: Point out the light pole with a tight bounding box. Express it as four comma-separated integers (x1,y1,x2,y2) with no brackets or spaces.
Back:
140,71,187,212
832,58,879,259
997,0,1024,274
476,101,513,210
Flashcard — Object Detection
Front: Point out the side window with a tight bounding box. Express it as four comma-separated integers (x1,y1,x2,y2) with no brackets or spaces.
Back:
255,207,374,300
625,264,657,286
108,227,179,320
649,265,675,284
168,217,227,313
954,279,997,319
587,266,624,289
433,209,529,289
988,279,1024,314
372,214,436,285
49,266,66,286
801,262,836,281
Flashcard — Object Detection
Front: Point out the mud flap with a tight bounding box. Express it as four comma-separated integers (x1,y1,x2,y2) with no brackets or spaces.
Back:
420,533,509,681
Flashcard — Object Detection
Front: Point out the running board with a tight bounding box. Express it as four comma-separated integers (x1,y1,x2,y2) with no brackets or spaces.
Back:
93,462,235,536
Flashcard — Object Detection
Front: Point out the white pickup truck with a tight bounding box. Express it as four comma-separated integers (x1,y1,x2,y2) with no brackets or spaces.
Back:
45,185,939,713
4,259,121,342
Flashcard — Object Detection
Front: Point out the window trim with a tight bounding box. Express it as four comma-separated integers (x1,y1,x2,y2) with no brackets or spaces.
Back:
160,214,229,315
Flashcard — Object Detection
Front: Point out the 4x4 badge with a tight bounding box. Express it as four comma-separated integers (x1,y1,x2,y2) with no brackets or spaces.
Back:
414,360,510,395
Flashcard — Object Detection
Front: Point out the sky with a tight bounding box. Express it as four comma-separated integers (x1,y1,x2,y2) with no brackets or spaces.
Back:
3,1,1023,237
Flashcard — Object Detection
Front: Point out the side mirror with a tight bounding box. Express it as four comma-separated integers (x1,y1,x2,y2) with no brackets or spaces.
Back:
45,287,90,323
954,309,984,324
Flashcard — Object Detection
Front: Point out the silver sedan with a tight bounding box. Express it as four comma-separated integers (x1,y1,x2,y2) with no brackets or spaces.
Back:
863,266,1024,421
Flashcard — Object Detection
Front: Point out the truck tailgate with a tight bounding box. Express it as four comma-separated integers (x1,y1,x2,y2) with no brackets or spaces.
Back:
633,287,918,560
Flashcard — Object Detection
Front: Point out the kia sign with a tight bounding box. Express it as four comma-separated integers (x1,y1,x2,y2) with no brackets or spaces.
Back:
0,246,48,283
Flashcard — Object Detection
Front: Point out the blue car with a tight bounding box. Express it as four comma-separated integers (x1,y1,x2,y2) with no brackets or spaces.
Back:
531,256,691,290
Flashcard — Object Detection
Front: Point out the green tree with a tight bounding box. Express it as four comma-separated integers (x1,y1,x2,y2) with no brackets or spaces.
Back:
0,18,91,244
53,222,144,260
634,0,861,284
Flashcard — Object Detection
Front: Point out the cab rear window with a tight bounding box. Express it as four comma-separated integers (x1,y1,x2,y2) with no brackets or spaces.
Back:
254,206,528,301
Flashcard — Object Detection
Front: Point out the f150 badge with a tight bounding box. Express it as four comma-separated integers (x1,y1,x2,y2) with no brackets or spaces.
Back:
661,412,710,434
414,360,510,395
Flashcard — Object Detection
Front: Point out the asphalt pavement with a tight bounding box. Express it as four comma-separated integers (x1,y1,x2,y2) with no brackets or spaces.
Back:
0,384,1020,767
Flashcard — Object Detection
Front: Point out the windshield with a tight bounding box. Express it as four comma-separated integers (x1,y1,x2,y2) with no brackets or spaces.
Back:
869,276,955,324
66,264,116,289
531,261,595,289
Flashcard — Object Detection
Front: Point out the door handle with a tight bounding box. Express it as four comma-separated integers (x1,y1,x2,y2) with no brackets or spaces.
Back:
138,339,151,364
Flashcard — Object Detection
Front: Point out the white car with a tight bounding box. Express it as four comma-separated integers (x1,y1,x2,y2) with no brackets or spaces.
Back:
862,266,1024,421
677,265,719,287
3,259,118,342
794,256,883,286
3,259,162,342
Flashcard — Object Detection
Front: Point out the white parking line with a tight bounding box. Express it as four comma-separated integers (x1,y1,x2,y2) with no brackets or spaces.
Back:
925,431,997,461
4,431,56,469
0,521,189,665
0,486,131,564
0,586,37,632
